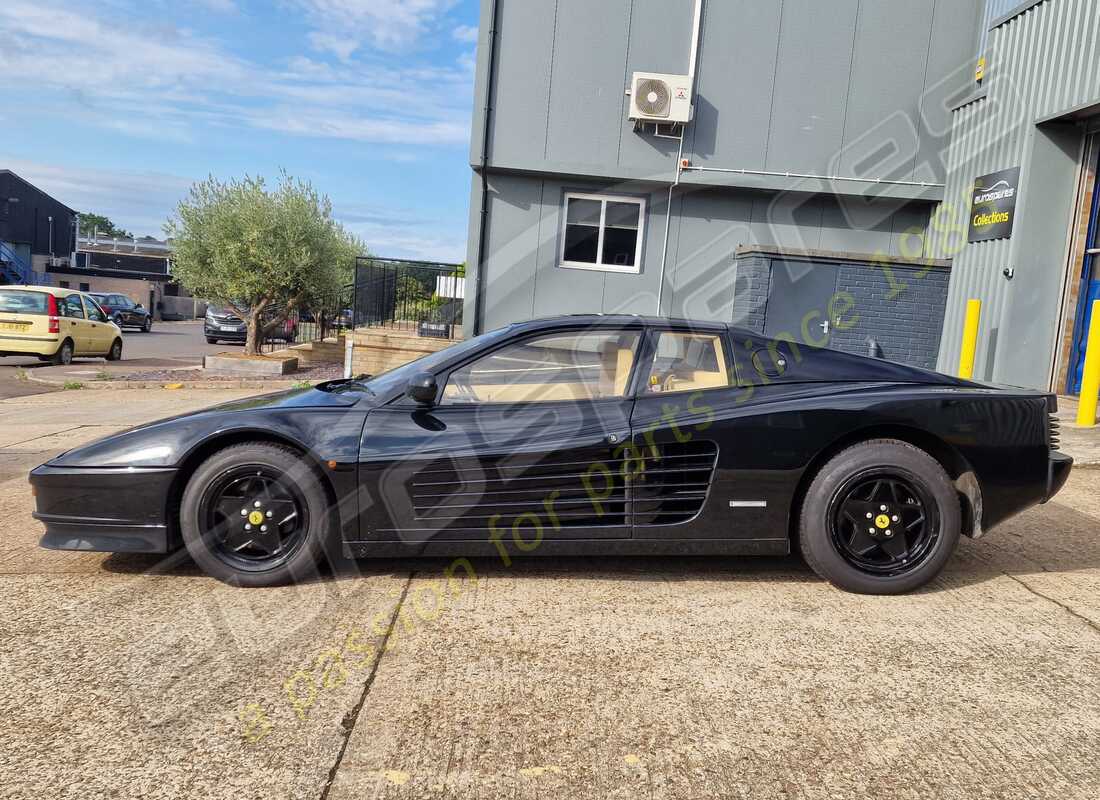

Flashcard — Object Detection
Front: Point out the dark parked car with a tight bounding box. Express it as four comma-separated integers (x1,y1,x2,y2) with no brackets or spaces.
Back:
205,305,297,345
31,315,1071,594
90,293,152,332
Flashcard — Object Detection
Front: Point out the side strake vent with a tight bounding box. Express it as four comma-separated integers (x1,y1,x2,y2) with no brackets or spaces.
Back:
631,440,718,526
410,441,718,531
1049,412,1061,451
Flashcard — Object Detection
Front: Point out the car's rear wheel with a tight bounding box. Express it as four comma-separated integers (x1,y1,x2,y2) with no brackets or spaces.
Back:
799,439,960,595
51,339,74,366
179,442,335,587
106,338,123,361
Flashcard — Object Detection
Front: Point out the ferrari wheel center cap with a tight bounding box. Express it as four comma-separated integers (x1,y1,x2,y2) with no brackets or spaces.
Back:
248,510,265,526
875,514,891,529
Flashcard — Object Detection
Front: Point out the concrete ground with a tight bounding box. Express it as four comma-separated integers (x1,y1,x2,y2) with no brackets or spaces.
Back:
0,321,231,398
1,388,1099,799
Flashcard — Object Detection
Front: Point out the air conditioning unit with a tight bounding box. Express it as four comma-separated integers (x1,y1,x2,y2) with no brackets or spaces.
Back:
628,72,693,123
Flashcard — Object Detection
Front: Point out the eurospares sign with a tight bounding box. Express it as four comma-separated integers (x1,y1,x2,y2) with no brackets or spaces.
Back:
969,167,1020,243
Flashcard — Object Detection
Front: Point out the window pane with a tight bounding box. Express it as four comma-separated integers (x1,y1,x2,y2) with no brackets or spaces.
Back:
0,290,48,315
601,227,638,267
63,295,85,319
85,298,106,322
646,332,730,394
605,201,640,229
566,198,602,226
563,224,599,263
442,331,641,404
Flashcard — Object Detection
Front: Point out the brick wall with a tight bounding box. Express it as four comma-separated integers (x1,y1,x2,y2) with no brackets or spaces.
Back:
730,256,770,333
733,252,951,371
829,264,950,370
350,329,454,376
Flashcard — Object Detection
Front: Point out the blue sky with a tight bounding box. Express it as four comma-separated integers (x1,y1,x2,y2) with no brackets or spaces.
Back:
0,0,480,261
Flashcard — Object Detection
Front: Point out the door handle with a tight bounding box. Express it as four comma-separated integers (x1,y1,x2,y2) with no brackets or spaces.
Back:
820,319,830,335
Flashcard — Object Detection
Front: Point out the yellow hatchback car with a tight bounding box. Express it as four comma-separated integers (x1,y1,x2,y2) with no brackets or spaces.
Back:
0,285,123,365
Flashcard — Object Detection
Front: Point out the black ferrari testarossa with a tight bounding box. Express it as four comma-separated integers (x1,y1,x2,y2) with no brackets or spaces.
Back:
31,315,1072,594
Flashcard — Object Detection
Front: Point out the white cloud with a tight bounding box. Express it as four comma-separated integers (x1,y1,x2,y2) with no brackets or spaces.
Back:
452,24,479,44
294,0,458,53
0,0,473,147
5,159,194,237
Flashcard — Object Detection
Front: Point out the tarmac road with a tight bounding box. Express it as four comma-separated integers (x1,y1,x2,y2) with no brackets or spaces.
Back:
1,387,1099,799
0,321,231,399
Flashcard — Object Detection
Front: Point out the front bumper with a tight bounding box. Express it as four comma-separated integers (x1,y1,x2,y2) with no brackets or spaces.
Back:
31,464,178,554
205,321,247,341
1044,451,1073,504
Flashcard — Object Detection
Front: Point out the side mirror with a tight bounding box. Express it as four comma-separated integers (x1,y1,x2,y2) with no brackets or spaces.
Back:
406,371,438,406
135,303,144,309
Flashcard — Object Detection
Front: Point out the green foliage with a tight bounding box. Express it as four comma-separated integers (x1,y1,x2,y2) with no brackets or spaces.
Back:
80,213,131,239
62,381,84,390
166,172,363,353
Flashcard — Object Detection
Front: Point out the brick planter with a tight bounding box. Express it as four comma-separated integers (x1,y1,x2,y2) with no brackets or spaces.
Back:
203,353,299,376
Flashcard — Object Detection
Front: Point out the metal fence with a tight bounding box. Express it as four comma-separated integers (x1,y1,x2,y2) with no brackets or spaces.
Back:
258,285,355,354
353,257,465,340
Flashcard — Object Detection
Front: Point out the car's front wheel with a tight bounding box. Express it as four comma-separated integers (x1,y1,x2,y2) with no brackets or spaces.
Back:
142,316,152,333
106,338,123,361
799,439,960,595
179,442,335,587
205,336,218,344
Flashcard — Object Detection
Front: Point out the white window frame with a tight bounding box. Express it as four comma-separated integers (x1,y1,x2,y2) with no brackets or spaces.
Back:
559,192,646,274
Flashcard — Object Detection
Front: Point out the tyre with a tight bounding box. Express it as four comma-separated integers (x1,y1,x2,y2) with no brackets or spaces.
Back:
142,317,152,333
798,439,960,595
112,313,124,328
106,338,123,361
206,337,218,344
179,442,336,587
51,339,74,366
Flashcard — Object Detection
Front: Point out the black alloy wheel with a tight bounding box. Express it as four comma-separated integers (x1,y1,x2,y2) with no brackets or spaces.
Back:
199,466,309,570
142,316,153,333
180,442,335,586
799,439,960,594
828,473,939,576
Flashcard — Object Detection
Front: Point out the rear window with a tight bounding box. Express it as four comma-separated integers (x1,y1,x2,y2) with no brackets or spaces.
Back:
0,290,49,315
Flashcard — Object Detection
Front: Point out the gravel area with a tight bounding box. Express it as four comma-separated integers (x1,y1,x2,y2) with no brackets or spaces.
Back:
108,364,347,383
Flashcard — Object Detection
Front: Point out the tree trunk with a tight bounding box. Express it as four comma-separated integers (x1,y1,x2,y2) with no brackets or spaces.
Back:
245,309,263,355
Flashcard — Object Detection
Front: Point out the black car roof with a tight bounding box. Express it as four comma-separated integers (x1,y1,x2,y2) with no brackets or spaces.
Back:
508,314,732,333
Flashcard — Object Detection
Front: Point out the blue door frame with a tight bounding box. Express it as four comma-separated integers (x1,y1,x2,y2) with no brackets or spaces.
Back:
1068,147,1100,395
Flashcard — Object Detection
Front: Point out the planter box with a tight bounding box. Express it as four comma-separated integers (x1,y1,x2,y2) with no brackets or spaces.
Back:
203,353,299,376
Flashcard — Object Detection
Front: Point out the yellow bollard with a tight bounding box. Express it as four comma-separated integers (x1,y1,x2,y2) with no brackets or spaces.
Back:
1077,299,1100,427
957,299,982,380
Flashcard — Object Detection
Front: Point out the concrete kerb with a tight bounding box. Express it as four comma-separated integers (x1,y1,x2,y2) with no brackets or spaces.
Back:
25,373,310,391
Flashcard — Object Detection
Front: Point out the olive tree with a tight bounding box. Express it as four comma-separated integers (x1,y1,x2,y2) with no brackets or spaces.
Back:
167,173,361,354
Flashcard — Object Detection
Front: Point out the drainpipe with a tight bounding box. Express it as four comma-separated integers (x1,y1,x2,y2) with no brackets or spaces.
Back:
471,0,500,337
655,0,704,316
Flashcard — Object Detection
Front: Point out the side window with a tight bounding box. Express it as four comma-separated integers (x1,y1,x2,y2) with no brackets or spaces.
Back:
84,297,107,322
62,295,85,319
645,332,731,394
441,330,642,404
115,295,131,308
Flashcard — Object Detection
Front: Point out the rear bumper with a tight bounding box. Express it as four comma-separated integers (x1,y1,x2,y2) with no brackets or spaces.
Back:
1044,451,1073,504
30,464,178,554
0,333,62,357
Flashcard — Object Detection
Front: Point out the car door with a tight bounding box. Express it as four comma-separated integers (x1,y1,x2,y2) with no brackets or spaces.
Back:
357,325,645,544
59,293,90,353
627,325,789,543
81,295,114,354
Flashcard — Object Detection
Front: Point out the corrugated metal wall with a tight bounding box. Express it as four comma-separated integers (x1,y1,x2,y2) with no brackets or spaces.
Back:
931,0,1100,385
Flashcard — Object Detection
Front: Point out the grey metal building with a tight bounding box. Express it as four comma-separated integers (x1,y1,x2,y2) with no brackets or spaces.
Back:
930,0,1100,394
464,0,987,370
